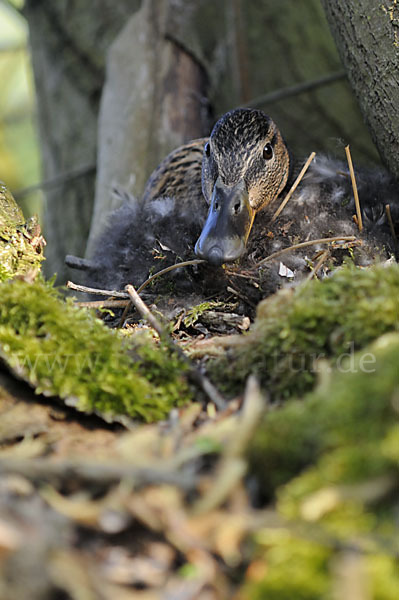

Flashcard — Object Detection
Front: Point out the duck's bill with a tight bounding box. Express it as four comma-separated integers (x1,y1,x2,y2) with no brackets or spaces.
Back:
194,179,255,267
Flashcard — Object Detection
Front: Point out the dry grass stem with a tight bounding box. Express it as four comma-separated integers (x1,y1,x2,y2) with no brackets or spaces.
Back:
255,236,357,268
306,250,330,281
385,204,396,241
76,300,129,309
345,145,363,232
226,285,257,309
125,284,227,410
137,259,205,294
125,284,164,337
67,281,129,298
271,151,316,223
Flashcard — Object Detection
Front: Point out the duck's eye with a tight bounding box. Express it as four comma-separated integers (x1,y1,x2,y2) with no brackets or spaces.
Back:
205,142,211,157
262,143,273,160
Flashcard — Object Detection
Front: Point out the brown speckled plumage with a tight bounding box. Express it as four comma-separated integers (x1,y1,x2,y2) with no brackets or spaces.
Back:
83,108,399,309
205,109,290,210
142,139,206,207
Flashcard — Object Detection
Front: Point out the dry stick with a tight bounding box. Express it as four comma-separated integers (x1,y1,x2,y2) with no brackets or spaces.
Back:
345,145,363,232
125,284,227,411
226,285,257,309
271,151,316,223
67,281,129,298
255,235,357,268
240,70,346,110
76,300,130,309
118,259,206,327
385,204,397,241
0,457,196,490
136,259,205,294
306,250,330,281
13,163,96,200
68,260,206,326
125,284,164,335
67,260,205,300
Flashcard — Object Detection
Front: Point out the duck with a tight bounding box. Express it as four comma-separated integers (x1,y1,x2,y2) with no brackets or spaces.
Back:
69,108,399,310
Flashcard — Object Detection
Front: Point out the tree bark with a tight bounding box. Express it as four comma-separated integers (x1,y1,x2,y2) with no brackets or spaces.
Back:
24,0,139,282
85,0,210,256
25,0,380,282
321,0,399,178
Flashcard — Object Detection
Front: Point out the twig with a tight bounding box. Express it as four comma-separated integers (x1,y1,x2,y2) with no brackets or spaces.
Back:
255,236,358,268
224,268,259,281
67,281,129,298
75,300,130,309
271,152,316,222
0,457,196,490
117,301,133,329
345,145,363,232
193,375,266,514
125,284,227,410
126,259,205,327
136,259,205,294
385,204,397,241
226,285,257,309
125,285,164,336
240,70,346,109
13,164,96,200
306,250,330,281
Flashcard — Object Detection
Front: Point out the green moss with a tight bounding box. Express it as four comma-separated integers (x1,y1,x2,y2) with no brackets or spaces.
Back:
248,332,399,494
0,181,24,228
183,301,224,328
241,333,399,598
210,263,399,398
0,279,192,421
0,182,45,281
241,533,399,600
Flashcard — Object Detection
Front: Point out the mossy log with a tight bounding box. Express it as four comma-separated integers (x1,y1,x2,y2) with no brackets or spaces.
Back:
0,279,192,422
209,262,399,399
0,182,45,282
243,331,399,599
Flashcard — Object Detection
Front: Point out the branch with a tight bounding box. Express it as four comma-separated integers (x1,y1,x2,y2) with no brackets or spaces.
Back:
136,259,205,294
67,281,129,298
271,152,316,222
13,164,96,200
255,236,358,268
241,70,346,109
0,457,196,490
125,284,227,411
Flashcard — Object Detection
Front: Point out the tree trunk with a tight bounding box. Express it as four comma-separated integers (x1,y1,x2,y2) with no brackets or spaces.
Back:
25,0,380,282
321,0,399,178
24,0,139,282
85,0,210,256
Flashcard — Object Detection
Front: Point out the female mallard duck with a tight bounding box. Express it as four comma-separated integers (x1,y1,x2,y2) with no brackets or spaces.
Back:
78,108,399,304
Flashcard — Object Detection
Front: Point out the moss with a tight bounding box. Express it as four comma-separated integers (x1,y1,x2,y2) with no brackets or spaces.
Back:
0,182,45,281
0,181,24,228
183,301,224,328
241,535,330,600
210,262,399,398
241,333,399,598
0,279,192,421
248,331,399,494
241,533,399,600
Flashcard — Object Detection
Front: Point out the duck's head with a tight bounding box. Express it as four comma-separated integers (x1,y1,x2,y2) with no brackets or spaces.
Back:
195,108,290,266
